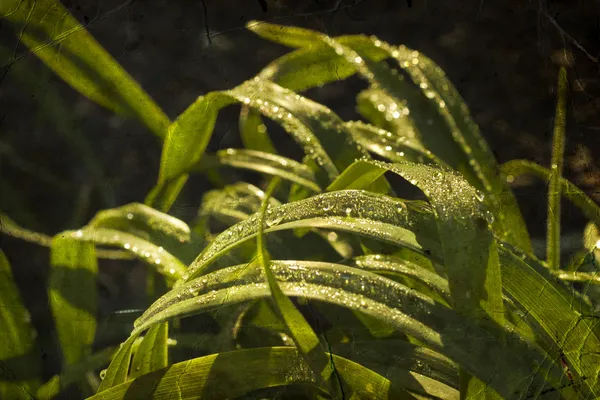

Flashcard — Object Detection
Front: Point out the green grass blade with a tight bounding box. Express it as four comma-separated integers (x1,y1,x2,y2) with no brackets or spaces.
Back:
0,250,41,399
0,212,133,260
498,244,600,396
1,212,52,247
2,0,169,138
331,339,458,391
247,21,530,251
130,322,168,379
344,120,446,167
257,178,345,397
547,67,569,270
58,228,187,280
89,203,191,243
133,261,566,398
353,255,451,305
88,203,201,265
181,190,442,282
49,235,97,366
501,160,600,225
325,158,388,193
88,347,414,399
321,159,504,397
197,183,281,227
239,107,276,153
195,149,321,192
96,336,136,392
147,78,365,211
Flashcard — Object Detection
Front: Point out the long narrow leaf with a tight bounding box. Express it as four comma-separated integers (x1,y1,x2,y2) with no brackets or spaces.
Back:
547,67,569,269
2,0,169,137
247,21,530,252
134,261,567,398
49,235,97,366
195,148,321,192
147,78,365,211
0,250,40,399
57,228,187,280
129,322,168,379
88,347,414,399
257,178,344,396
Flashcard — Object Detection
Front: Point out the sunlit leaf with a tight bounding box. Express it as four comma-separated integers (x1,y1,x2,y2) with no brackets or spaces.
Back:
49,235,97,366
0,250,40,399
247,21,531,252
56,228,186,280
130,322,168,379
96,336,136,392
133,261,566,398
88,347,414,399
147,78,365,211
195,148,321,192
2,0,169,137
256,178,345,396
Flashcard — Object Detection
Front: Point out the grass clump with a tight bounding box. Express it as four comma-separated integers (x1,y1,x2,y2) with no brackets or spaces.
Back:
2,1,600,399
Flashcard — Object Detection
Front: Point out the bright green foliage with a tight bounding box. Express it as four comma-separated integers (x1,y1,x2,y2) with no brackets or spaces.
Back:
3,7,600,400
0,251,40,399
1,0,169,138
50,235,98,366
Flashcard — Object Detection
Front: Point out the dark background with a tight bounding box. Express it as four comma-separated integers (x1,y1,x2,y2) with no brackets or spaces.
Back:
1,0,599,386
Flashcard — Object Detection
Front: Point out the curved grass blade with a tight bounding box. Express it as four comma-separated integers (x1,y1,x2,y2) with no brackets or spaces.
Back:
129,322,168,379
344,120,445,167
89,203,191,243
257,178,345,397
87,203,201,265
239,105,276,153
0,212,133,260
355,88,421,143
340,160,503,322
147,78,365,211
498,243,600,397
2,0,169,138
247,21,530,251
88,346,415,399
547,67,569,270
96,336,136,393
0,250,40,399
57,228,186,280
195,148,321,192
197,183,281,228
49,235,97,366
353,254,451,305
134,261,567,398
501,160,600,225
331,339,458,391
182,189,442,282
321,159,504,397
181,179,596,394
325,155,389,194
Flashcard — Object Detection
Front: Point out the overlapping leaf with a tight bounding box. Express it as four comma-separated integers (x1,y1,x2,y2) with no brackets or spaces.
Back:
49,235,98,366
246,21,530,252
147,78,366,211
